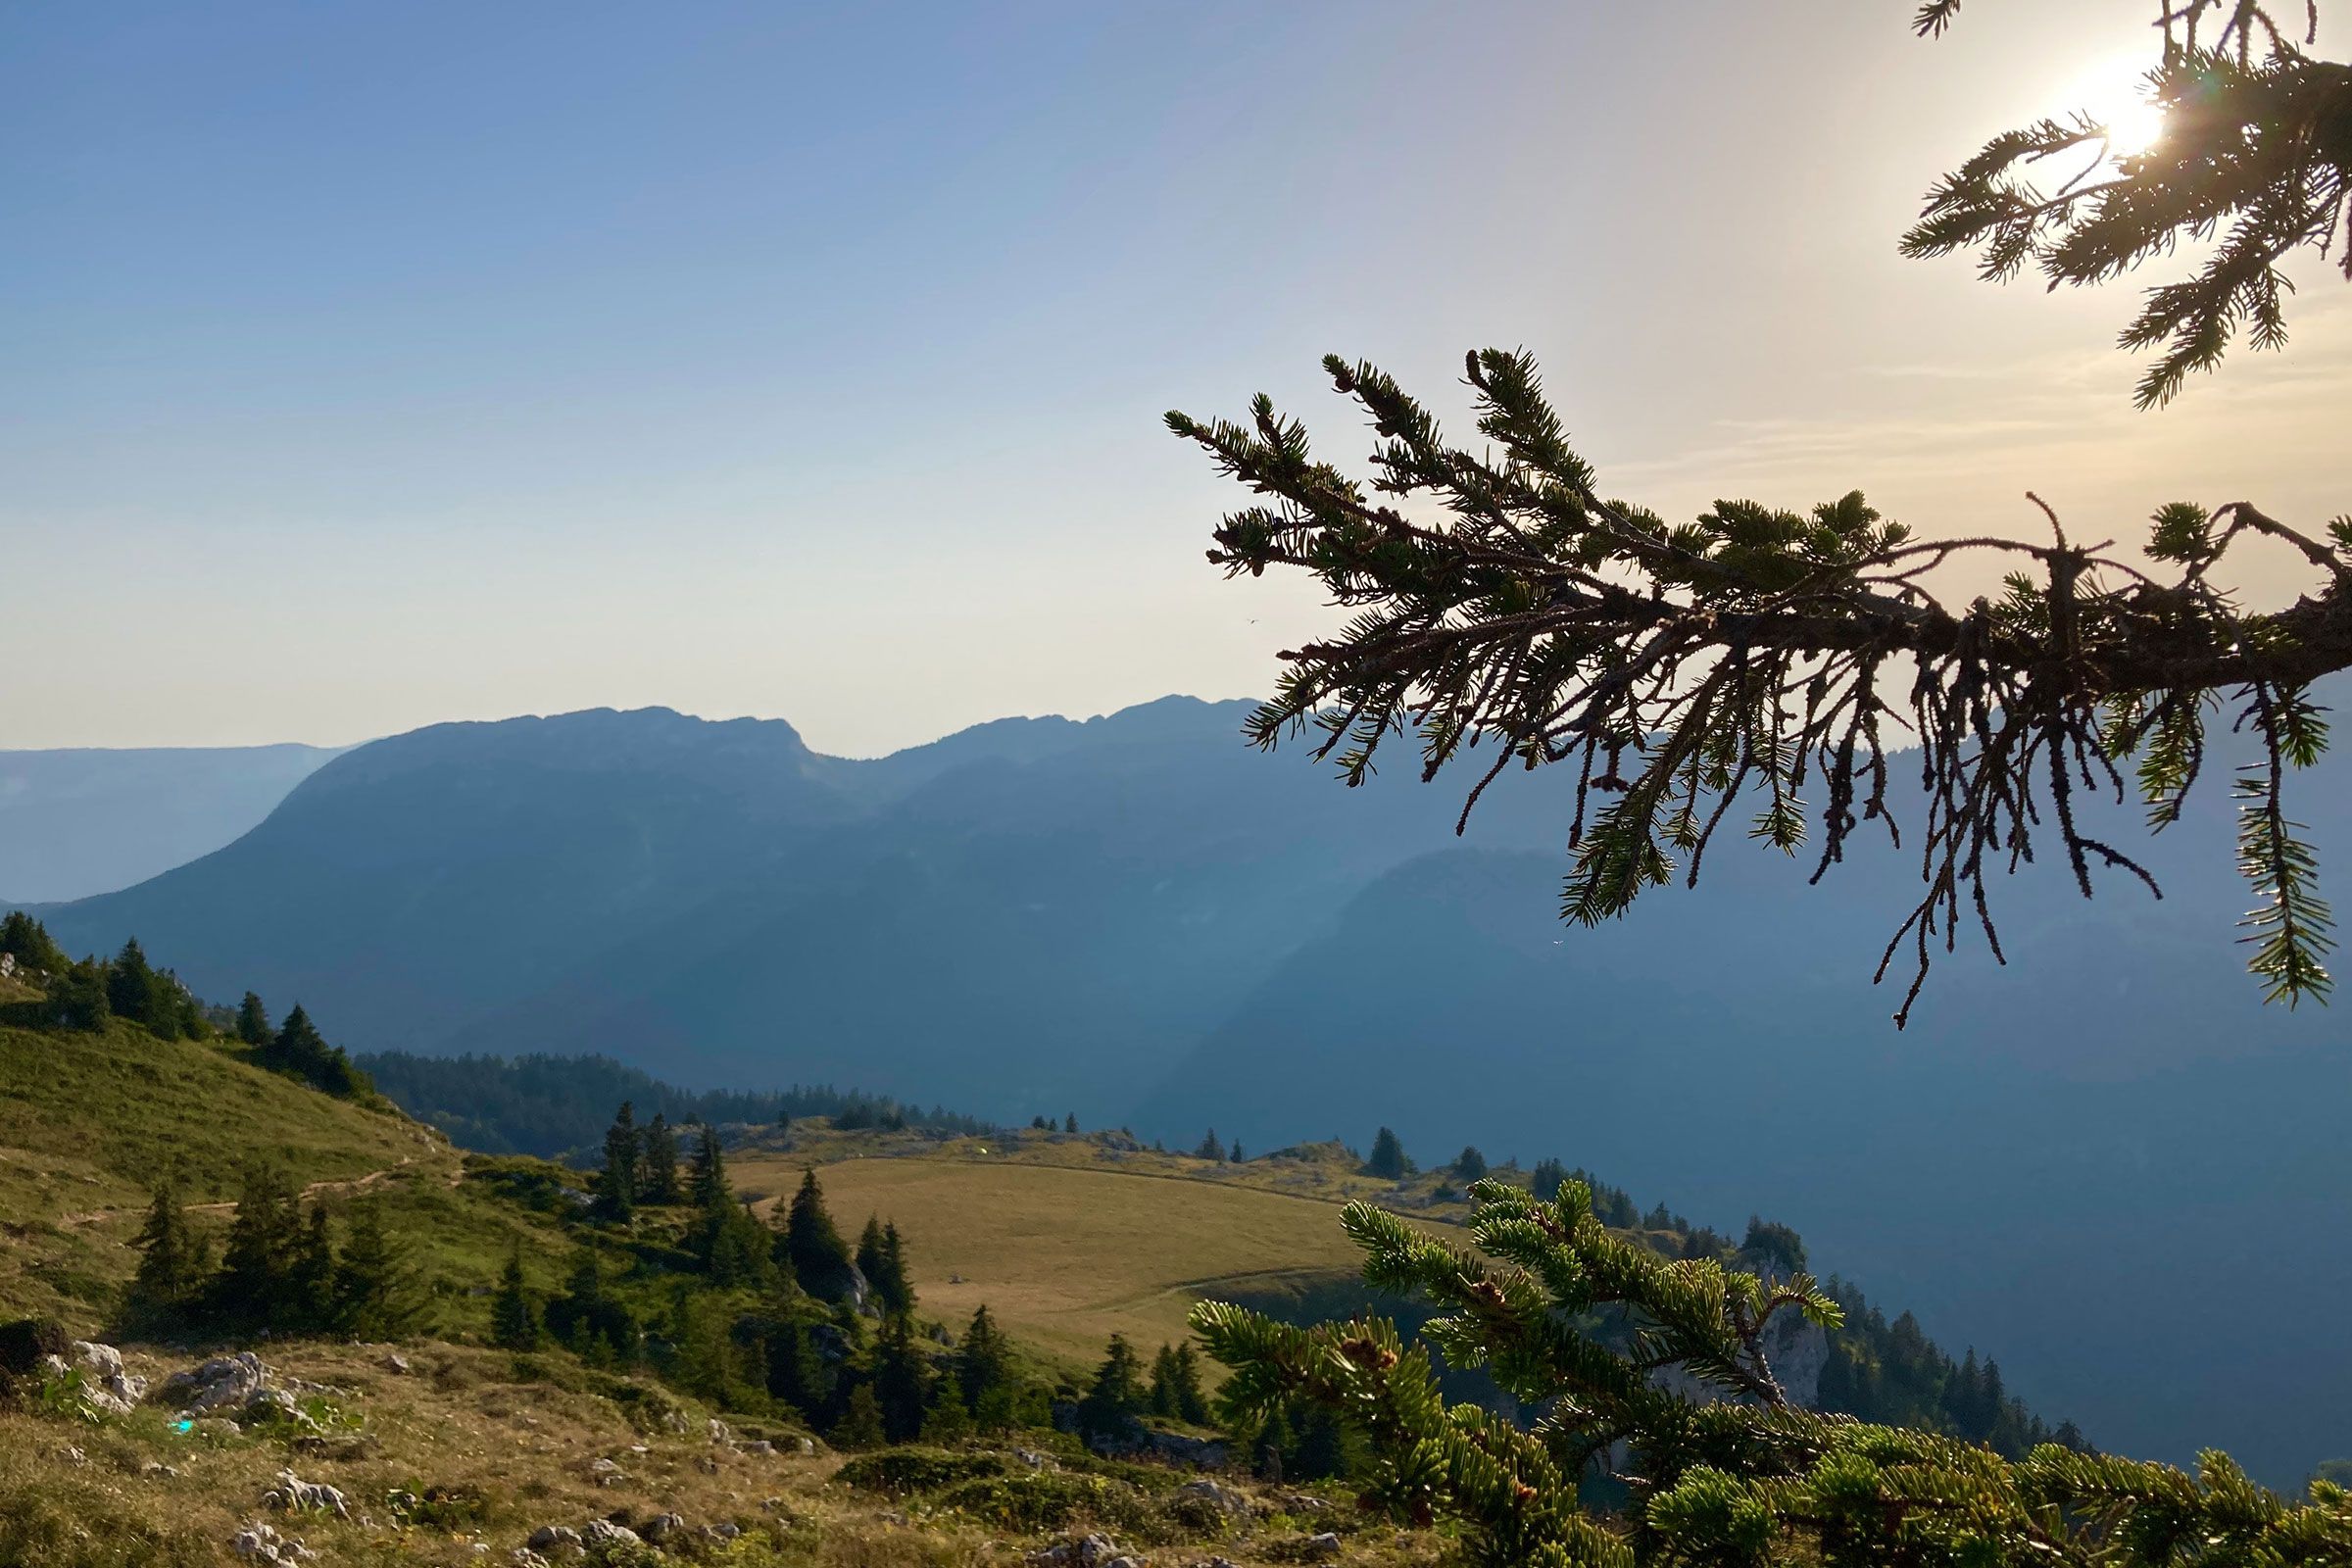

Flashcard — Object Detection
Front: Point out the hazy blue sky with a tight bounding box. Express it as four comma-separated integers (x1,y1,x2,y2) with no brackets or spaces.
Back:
6,1,2347,753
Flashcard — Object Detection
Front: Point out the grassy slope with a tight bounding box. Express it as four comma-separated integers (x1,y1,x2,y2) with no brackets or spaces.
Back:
0,1004,587,1337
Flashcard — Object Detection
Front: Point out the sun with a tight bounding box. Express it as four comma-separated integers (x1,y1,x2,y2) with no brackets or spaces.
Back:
2062,51,2169,157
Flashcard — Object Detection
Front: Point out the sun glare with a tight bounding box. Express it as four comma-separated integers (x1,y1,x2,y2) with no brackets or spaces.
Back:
2063,51,2168,157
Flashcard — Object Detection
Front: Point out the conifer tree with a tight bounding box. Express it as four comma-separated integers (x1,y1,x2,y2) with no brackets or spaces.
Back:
924,1379,973,1443
1363,1127,1409,1181
877,1223,913,1317
872,1311,931,1444
1077,1333,1147,1444
43,957,111,1032
1179,0,2352,1021
234,992,270,1047
215,1166,301,1322
0,911,67,975
855,1215,887,1295
106,937,175,1034
831,1383,886,1449
333,1200,417,1339
1531,1157,1569,1201
956,1304,1014,1423
1193,1177,2352,1566
1170,1342,1210,1424
685,1120,724,1210
128,1183,213,1321
491,1246,541,1350
1149,1343,1183,1418
1229,1140,1245,1162
1195,1129,1225,1162
290,1203,337,1326
600,1102,640,1223
639,1111,681,1204
1452,1146,1488,1182
780,1167,856,1300
1063,1111,1079,1134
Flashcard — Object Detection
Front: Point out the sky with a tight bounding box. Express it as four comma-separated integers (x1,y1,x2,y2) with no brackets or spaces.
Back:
5,0,2348,756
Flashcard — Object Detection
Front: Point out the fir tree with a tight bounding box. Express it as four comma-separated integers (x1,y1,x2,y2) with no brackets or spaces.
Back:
289,1204,337,1326
1229,1140,1245,1162
1531,1157,1570,1201
855,1216,887,1297
1194,1129,1225,1162
924,1380,973,1443
0,911,68,975
491,1246,541,1350
1063,1112,1079,1134
127,1183,213,1321
1192,1177,2352,1567
600,1102,640,1223
780,1167,856,1300
831,1383,886,1449
1148,1343,1183,1418
956,1304,1014,1423
43,958,111,1032
639,1112,681,1204
214,1166,301,1322
871,1312,931,1444
685,1120,725,1210
333,1200,417,1339
1453,1146,1488,1181
876,1223,913,1316
1363,1127,1408,1181
1077,1333,1147,1444
1170,1343,1210,1423
1179,3,2352,1017
234,991,271,1047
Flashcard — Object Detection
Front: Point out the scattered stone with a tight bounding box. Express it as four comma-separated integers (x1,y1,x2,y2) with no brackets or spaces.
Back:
702,1522,742,1543
1282,1492,1329,1513
1027,1534,1129,1568
640,1512,685,1544
1014,1447,1051,1470
793,1435,817,1456
739,1439,776,1456
263,1469,351,1520
509,1551,551,1568
706,1417,733,1446
585,1456,627,1486
380,1352,412,1375
1303,1532,1342,1558
581,1519,642,1550
524,1525,581,1553
140,1461,180,1478
58,1445,85,1465
229,1521,317,1563
1176,1478,1251,1516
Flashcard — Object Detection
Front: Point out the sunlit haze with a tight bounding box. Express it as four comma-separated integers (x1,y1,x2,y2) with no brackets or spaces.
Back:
4,2,2344,753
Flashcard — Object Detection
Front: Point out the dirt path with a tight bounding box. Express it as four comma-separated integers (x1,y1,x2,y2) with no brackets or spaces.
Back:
58,1149,462,1228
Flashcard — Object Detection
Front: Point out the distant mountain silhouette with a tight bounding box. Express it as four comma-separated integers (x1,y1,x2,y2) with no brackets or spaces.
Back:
0,742,342,903
13,693,2348,1480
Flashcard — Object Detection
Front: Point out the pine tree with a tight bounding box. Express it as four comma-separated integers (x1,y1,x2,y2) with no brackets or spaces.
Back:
1148,1343,1183,1417
333,1200,416,1339
0,911,68,975
1194,1129,1225,1162
1531,1157,1569,1200
44,957,111,1032
639,1112,681,1204
1063,1112,1079,1134
831,1383,886,1449
234,992,271,1048
491,1246,540,1350
924,1380,973,1443
872,1312,930,1444
1363,1127,1408,1181
1453,1146,1488,1182
1170,1343,1210,1423
855,1215,887,1294
876,1223,913,1316
1077,1333,1147,1444
128,1183,213,1321
1229,1140,1245,1162
685,1121,725,1210
780,1168,856,1300
956,1304,1013,1421
289,1204,337,1326
600,1102,640,1223
1192,1177,2352,1567
106,937,176,1035
215,1166,301,1322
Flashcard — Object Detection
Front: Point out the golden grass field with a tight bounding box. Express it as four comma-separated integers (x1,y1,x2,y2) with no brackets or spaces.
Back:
730,1137,1445,1372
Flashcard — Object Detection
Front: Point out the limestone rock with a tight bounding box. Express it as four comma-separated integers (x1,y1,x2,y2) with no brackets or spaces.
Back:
263,1469,351,1520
